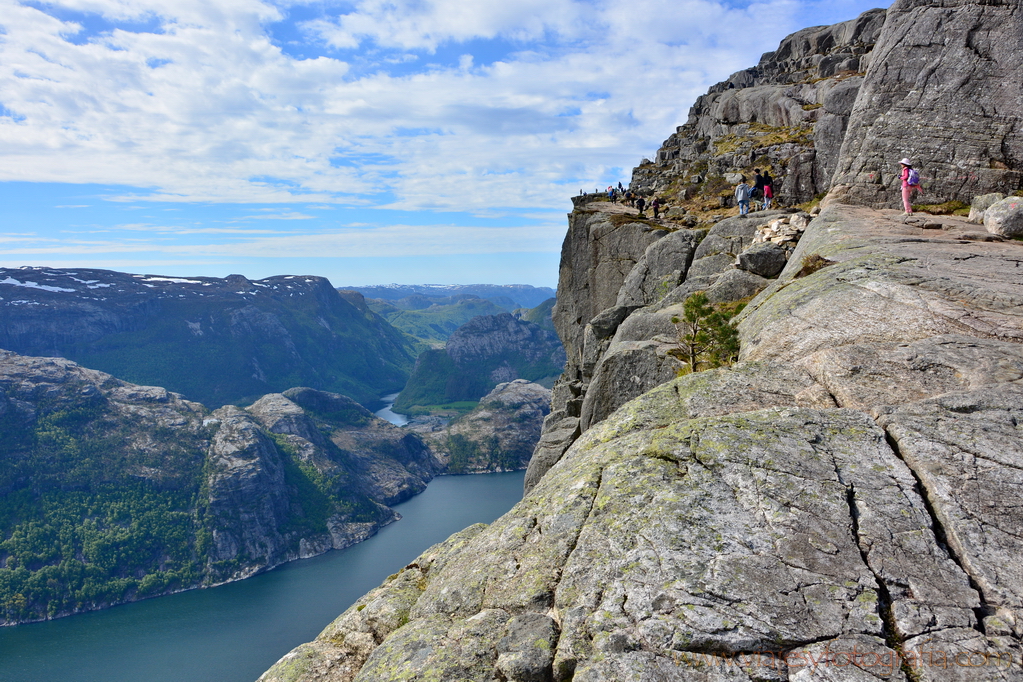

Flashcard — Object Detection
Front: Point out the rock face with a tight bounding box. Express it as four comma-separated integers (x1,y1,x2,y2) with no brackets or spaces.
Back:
542,207,778,488
831,0,1023,207
258,203,1023,682
633,0,1023,213
419,380,551,474
0,268,415,407
0,353,441,625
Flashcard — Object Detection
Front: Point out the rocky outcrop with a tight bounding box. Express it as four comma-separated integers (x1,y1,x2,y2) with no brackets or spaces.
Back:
631,9,886,206
831,0,1023,207
544,206,783,485
0,267,416,407
633,0,1023,214
258,202,1023,682
419,380,551,474
0,353,441,625
985,196,1023,238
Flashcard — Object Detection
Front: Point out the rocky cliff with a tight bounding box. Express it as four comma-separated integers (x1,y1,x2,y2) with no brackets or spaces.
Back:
631,8,886,208
0,268,416,407
258,205,1023,682
0,353,441,625
632,0,1023,214
831,0,1023,206
257,2,1023,680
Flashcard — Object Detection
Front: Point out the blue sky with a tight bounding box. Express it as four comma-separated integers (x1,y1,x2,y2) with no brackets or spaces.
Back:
0,0,883,287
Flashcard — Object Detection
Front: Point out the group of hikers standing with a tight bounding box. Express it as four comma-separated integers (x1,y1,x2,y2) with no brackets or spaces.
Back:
733,168,775,216
601,156,921,222
608,183,663,218
733,158,921,217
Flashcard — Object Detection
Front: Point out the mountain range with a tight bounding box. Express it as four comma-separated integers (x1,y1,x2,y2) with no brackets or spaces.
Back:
0,268,415,408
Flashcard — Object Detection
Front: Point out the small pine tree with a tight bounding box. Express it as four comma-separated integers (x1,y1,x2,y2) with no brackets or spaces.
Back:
670,292,742,374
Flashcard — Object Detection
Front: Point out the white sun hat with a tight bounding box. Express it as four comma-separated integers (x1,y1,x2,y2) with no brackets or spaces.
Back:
899,157,912,165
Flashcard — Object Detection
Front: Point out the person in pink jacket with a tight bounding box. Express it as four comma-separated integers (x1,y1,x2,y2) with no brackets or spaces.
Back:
899,157,921,214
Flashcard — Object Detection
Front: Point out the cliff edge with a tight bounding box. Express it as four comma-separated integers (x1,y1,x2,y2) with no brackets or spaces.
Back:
258,202,1023,682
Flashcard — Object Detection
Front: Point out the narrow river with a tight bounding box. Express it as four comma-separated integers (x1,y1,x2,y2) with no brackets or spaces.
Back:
0,471,525,682
373,391,409,426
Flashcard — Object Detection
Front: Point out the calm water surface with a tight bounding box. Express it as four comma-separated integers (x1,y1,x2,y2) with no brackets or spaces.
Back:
0,471,524,682
372,392,409,426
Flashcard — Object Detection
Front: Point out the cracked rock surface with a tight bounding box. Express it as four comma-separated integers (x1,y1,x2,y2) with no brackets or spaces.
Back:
257,199,1023,682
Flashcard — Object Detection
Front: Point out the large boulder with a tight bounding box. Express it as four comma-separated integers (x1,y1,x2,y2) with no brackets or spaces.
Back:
984,196,1023,238
686,253,733,278
705,268,769,304
969,192,1006,223
736,242,788,278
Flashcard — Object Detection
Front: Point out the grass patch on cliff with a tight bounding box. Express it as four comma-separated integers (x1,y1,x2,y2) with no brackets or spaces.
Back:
713,123,813,155
911,200,970,216
795,253,836,278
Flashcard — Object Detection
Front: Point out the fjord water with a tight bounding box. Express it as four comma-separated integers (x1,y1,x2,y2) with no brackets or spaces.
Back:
373,391,409,426
0,471,524,682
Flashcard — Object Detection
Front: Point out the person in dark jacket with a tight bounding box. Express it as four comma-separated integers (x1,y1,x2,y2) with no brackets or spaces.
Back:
752,169,765,203
636,196,646,216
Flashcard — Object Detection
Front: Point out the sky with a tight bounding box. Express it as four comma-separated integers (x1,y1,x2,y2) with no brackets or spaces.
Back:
0,0,884,288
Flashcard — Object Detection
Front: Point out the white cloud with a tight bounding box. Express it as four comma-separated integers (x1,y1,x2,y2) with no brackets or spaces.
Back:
305,0,585,51
0,0,882,212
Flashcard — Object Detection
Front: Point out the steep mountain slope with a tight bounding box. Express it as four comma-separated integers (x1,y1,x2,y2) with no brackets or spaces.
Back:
0,268,415,407
0,353,440,625
393,313,565,412
417,380,551,474
258,1,1023,680
631,9,886,208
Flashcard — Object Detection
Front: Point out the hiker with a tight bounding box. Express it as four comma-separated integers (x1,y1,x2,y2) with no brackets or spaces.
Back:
734,176,751,216
608,187,617,204
636,196,646,217
752,169,765,204
618,181,624,192
762,169,774,210
899,158,922,214
651,197,661,219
